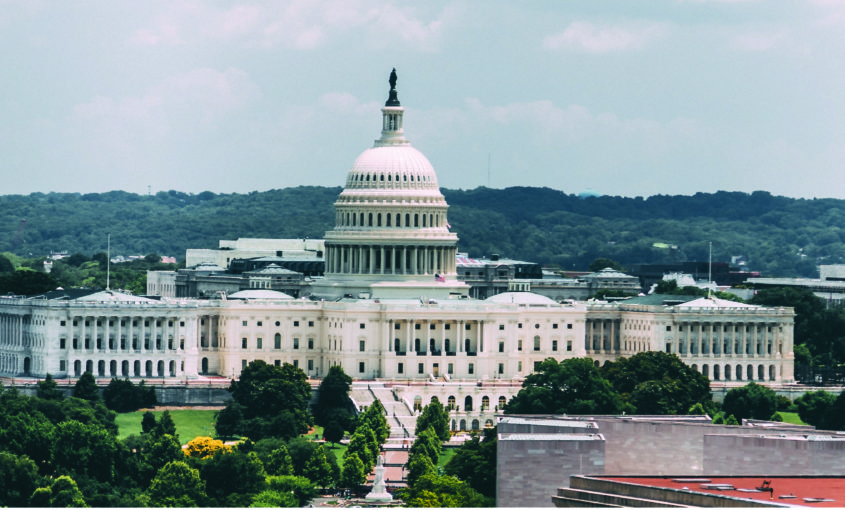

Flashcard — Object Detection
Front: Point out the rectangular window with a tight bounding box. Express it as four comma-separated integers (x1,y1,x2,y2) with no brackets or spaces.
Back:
418,363,424,374
499,324,505,331
398,362,404,374
308,359,314,370
242,321,248,326
308,321,314,327
242,359,248,369
360,323,366,329
518,323,523,329
60,320,66,326
465,324,471,330
274,360,280,367
498,342,504,353
308,338,314,349
666,343,671,353
553,323,558,329
60,360,67,371
552,340,558,351
180,321,185,327
415,324,421,330
293,360,299,368
257,321,262,327
257,338,263,349
394,323,400,330
533,337,540,351
666,325,672,332
448,363,453,375
445,324,451,330
567,341,572,352
429,324,435,330
518,361,522,371
359,362,365,373
294,338,300,349
242,338,247,349
293,321,300,327
518,340,523,351
274,336,281,349
468,363,474,375
567,324,573,329
534,361,541,371
498,363,504,375
60,338,66,349
359,340,366,352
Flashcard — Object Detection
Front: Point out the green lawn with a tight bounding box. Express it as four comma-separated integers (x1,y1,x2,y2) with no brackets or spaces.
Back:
779,412,807,426
438,448,457,468
115,409,220,444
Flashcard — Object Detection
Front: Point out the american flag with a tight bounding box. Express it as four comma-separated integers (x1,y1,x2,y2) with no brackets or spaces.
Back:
434,273,446,282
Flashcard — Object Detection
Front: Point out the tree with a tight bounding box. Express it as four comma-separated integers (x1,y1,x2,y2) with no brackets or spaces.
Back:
142,434,184,483
249,490,298,508
0,254,14,273
415,399,450,441
227,361,313,440
589,258,623,272
264,475,317,507
303,444,334,488
820,391,845,431
215,402,244,438
403,474,491,507
794,390,836,427
409,427,442,466
185,436,231,459
323,421,345,447
201,450,267,507
0,270,60,295
149,461,207,507
0,452,43,507
265,445,294,476
48,475,88,507
37,373,65,401
344,427,375,472
142,411,157,434
72,371,100,401
313,365,353,427
155,410,177,438
505,357,623,415
103,378,157,412
358,399,389,444
444,427,497,499
601,351,712,414
340,452,366,488
721,382,777,422
52,420,120,483
406,451,436,487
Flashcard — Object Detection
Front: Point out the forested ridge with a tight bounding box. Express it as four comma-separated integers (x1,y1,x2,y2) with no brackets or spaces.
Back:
2,186,844,277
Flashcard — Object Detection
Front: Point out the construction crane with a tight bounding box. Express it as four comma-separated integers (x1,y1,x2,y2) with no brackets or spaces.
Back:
13,219,26,247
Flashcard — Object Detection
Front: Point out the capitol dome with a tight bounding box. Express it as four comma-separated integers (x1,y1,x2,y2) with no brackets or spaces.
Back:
319,69,463,296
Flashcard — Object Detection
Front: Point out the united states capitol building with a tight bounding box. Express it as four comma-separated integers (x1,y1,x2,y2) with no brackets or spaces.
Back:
0,72,795,422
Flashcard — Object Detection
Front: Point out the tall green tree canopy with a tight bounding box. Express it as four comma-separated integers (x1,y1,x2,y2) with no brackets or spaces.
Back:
721,382,778,422
415,398,450,441
600,351,712,414
505,357,623,415
313,365,353,428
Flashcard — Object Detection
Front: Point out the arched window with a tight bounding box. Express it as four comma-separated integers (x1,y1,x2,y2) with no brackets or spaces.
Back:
201,358,209,374
24,357,31,374
414,395,422,411
122,360,129,376
481,396,490,409
485,419,494,428
98,360,105,376
405,213,410,226
386,214,391,226
737,364,743,380
110,360,117,376
448,395,456,409
471,419,480,430
769,365,775,381
170,360,176,376
459,419,466,430
86,360,93,374
414,214,419,227
74,360,81,376
422,214,426,227
275,333,281,349
747,364,754,380
145,360,153,376
134,360,141,376
377,213,382,226
465,395,473,411
533,335,541,351
758,364,765,381
711,364,717,380
498,396,507,409
368,213,373,226
158,360,165,376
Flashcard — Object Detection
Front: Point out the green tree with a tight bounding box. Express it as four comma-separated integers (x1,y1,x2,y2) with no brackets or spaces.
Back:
344,427,375,472
406,451,436,487
722,382,777,422
505,357,622,415
0,452,43,507
265,444,294,476
0,270,60,295
201,450,267,507
103,378,157,412
0,254,14,273
142,434,184,483
215,402,244,438
601,351,712,414
249,490,298,507
37,373,65,401
444,427,497,499
340,452,366,488
149,461,207,507
409,427,442,466
404,474,491,507
264,475,317,507
303,444,334,488
49,475,88,507
227,361,313,440
820,391,845,431
358,399,389,444
155,410,177,438
415,398,450,441
589,258,624,272
313,365,353,427
794,390,836,427
52,420,120,483
323,421,345,447
141,411,157,434
72,371,100,402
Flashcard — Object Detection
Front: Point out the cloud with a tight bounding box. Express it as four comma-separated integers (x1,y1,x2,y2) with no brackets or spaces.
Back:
543,21,667,53
128,0,448,50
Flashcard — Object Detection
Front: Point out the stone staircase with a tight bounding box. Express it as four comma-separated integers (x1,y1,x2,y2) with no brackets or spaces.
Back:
350,382,416,443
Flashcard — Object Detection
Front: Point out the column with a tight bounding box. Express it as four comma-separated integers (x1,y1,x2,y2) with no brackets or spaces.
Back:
369,246,375,274
412,247,418,274
380,247,385,274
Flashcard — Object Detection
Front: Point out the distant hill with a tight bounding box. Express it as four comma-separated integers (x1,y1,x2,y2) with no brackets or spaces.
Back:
1,187,842,278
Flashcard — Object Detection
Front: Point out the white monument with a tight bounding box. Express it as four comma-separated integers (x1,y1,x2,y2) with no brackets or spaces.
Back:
365,454,393,503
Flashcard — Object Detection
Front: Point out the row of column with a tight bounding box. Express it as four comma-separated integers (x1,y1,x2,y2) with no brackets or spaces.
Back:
676,322,781,357
585,319,620,353
386,319,484,354
68,315,184,353
0,313,25,347
326,244,456,276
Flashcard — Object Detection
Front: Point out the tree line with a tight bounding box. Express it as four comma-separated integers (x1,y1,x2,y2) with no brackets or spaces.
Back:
2,187,844,277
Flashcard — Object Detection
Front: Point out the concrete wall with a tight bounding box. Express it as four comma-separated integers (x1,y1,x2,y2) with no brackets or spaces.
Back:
703,434,845,475
497,434,605,508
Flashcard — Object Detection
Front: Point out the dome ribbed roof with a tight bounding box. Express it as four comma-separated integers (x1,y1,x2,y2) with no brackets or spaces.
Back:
345,145,438,190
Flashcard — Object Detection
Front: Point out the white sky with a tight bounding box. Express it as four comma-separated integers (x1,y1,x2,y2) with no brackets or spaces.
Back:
1,0,843,199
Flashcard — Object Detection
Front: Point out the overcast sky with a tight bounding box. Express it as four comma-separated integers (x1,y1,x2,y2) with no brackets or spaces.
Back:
1,1,843,199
